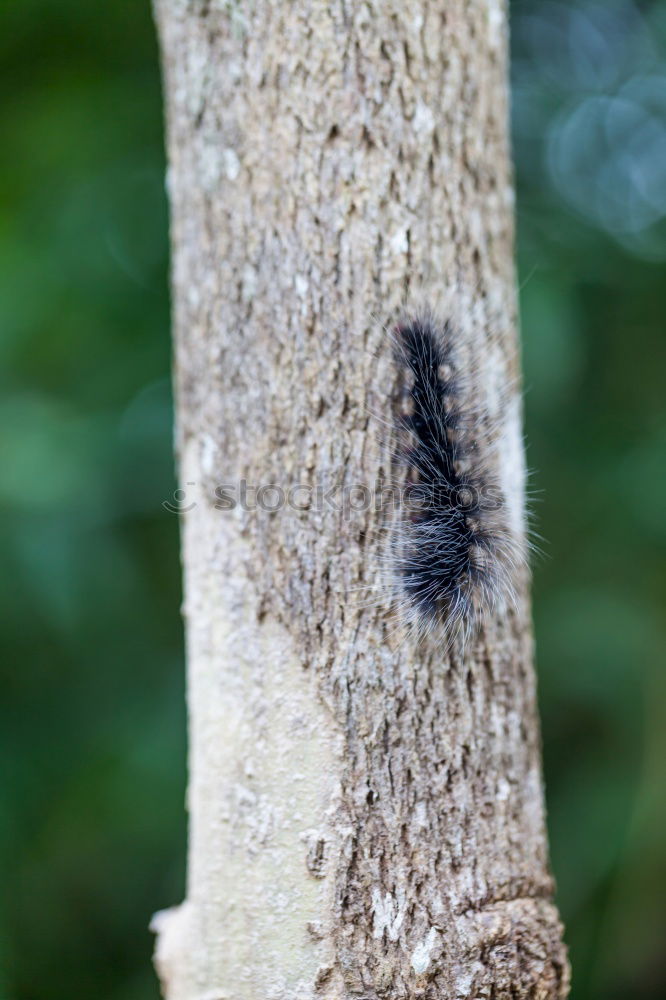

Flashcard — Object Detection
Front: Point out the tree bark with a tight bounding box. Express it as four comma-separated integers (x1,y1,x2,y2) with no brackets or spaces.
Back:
152,1,569,998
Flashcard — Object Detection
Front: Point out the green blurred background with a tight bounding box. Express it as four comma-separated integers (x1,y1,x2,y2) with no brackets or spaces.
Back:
0,1,664,998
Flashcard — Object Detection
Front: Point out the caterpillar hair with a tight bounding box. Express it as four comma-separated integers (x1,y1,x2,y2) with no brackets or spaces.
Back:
389,312,522,645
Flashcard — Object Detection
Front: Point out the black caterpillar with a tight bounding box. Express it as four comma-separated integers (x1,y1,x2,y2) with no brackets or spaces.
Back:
391,315,520,642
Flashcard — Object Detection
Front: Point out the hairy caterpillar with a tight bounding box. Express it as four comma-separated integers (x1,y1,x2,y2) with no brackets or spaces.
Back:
389,313,522,644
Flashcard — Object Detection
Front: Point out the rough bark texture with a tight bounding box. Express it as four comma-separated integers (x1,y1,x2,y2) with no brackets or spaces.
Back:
152,1,569,998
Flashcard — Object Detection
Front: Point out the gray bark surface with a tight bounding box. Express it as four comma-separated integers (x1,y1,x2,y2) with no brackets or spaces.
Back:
152,2,569,997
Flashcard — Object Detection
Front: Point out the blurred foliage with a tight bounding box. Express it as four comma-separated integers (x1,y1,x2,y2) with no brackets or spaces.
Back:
0,0,664,998
512,2,666,997
0,2,185,999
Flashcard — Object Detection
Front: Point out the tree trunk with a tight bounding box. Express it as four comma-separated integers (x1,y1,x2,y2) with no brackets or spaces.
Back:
152,1,569,997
